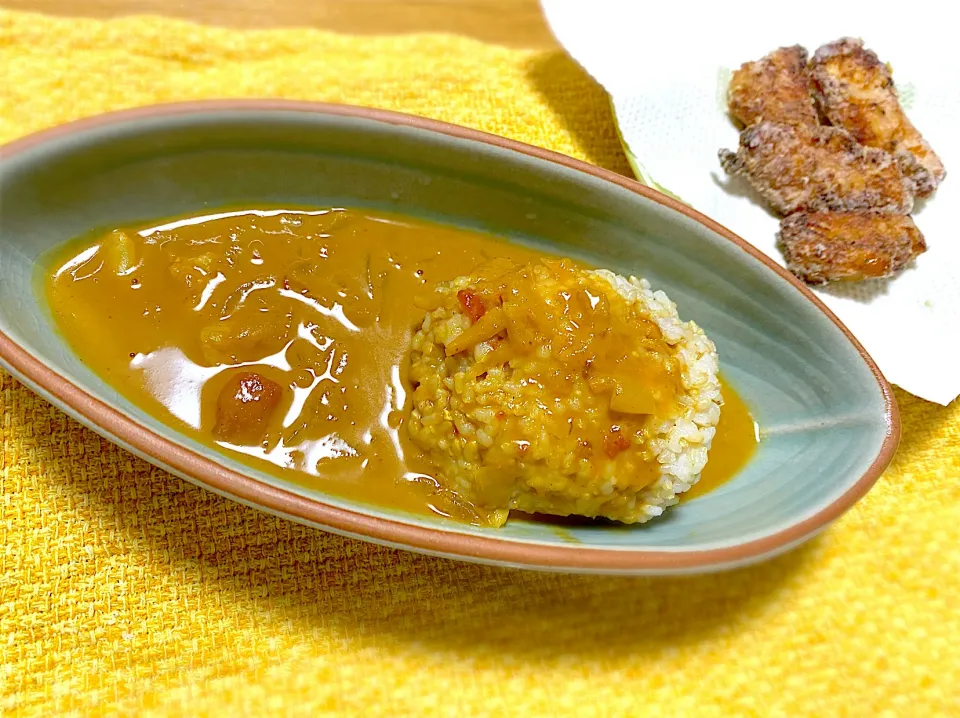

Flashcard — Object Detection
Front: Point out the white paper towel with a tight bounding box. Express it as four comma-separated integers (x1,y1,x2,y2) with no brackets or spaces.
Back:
542,0,960,404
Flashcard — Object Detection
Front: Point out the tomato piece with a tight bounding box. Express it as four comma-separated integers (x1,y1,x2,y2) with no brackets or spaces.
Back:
457,289,486,323
213,372,283,445
603,427,631,458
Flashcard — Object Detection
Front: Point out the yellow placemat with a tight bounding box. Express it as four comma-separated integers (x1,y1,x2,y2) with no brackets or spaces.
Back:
1,9,958,717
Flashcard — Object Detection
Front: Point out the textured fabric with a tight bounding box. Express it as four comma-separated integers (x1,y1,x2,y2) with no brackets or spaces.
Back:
1,10,959,717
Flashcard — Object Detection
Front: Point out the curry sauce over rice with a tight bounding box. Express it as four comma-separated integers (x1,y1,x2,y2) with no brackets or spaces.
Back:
45,208,756,525
408,259,723,525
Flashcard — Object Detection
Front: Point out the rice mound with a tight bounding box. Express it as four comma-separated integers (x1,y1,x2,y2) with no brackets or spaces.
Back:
406,260,722,526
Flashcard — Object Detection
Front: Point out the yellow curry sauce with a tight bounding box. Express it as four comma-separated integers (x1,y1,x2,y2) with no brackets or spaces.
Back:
45,208,756,523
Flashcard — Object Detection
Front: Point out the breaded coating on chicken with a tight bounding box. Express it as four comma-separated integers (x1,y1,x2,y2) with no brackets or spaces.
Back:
778,211,926,284
728,45,820,129
719,121,914,216
810,38,946,197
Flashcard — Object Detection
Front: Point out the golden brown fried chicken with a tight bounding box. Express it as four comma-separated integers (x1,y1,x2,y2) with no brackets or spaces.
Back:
810,38,946,197
778,211,926,284
728,45,820,128
719,121,914,215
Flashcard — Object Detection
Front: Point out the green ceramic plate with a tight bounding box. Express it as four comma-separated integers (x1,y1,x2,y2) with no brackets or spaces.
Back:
0,101,898,574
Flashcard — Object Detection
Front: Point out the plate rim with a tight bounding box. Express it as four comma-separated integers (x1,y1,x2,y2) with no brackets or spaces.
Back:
0,99,900,573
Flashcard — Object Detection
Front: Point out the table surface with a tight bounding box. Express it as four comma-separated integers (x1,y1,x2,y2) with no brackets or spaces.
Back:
0,0,558,48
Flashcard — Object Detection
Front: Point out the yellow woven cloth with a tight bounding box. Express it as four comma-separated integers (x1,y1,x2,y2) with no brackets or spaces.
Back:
1,9,959,717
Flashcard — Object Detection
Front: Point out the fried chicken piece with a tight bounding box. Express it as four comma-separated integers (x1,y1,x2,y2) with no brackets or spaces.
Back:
810,38,946,197
778,211,926,284
728,45,820,129
719,121,914,216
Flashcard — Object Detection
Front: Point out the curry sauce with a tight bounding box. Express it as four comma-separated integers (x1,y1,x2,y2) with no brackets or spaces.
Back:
45,208,757,523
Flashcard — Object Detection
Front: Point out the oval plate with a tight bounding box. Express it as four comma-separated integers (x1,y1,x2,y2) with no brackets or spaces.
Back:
0,101,898,574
